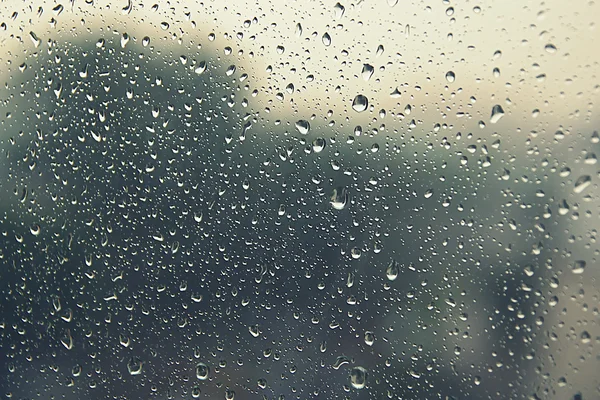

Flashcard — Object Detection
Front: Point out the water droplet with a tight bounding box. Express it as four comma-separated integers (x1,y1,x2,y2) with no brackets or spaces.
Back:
573,175,591,194
580,331,591,343
295,23,303,37
376,44,384,57
424,189,434,199
350,366,367,389
225,389,235,400
364,331,375,346
490,104,505,123
387,0,398,7
558,199,570,215
295,120,310,134
226,65,236,76
350,247,362,259
322,32,332,46
312,138,326,153
30,224,41,236
445,71,455,83
257,378,268,389
194,61,207,75
386,260,399,281
361,64,374,81
119,33,129,49
545,43,557,53
249,324,260,337
570,260,586,274
331,355,350,370
330,187,348,210
352,95,368,112
195,362,210,380
29,31,41,48
334,2,345,19
127,357,143,375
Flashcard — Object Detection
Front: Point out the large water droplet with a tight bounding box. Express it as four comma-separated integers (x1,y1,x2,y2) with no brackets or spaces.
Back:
573,175,591,194
195,362,210,380
127,357,143,375
350,366,367,389
295,120,310,134
312,138,326,153
490,104,505,123
330,187,348,210
352,95,368,112
322,32,332,46
362,64,374,81
445,71,455,82
570,260,586,274
386,260,399,281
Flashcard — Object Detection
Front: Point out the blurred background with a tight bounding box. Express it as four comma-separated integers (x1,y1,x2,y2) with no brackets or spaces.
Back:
0,0,598,399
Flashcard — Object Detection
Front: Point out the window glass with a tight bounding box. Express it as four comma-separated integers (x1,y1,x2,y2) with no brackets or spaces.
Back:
0,1,598,399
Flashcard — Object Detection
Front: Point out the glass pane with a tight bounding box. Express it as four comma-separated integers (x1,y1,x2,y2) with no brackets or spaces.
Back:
0,1,598,399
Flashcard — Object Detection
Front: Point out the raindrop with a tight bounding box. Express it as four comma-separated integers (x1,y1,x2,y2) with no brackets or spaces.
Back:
322,32,332,46
573,175,591,194
295,23,303,37
350,366,367,389
295,120,310,134
386,260,399,281
570,260,586,274
195,363,210,380
445,71,455,83
330,187,348,210
352,95,368,112
127,357,143,376
361,64,374,81
490,104,505,123
332,355,351,370
195,61,207,75
312,138,326,153
249,324,260,337
364,331,375,346
334,2,345,19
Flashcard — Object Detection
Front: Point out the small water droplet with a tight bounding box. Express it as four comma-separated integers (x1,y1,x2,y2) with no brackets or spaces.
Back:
445,71,455,83
376,44,384,57
322,32,332,46
364,331,375,346
295,23,303,37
